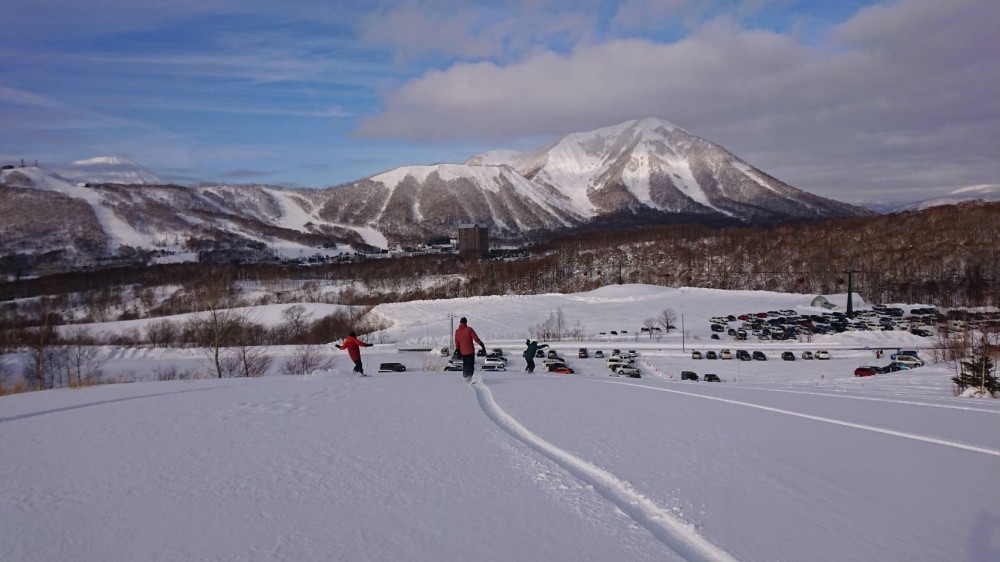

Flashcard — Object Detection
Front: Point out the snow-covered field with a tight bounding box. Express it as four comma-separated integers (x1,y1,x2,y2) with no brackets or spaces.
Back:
2,285,998,561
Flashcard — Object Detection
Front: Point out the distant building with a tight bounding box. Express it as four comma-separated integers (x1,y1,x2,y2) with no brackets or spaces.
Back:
457,223,489,258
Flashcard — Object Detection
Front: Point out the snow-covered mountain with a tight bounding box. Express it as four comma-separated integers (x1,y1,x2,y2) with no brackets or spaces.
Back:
466,118,865,222
319,118,869,241
54,156,165,185
887,183,1000,212
1,118,873,272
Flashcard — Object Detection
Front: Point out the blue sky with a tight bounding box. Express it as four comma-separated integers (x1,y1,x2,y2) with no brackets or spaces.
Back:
1,0,997,204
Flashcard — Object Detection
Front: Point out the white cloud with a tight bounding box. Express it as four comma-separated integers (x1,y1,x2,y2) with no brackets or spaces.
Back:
356,0,1000,203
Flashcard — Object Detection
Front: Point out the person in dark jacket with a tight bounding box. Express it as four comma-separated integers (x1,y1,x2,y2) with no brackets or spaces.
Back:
522,339,548,373
454,317,486,381
337,330,373,376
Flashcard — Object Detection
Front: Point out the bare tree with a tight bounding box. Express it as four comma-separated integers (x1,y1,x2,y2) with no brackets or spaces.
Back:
281,346,334,375
643,318,658,339
281,304,313,343
22,299,57,390
658,308,677,333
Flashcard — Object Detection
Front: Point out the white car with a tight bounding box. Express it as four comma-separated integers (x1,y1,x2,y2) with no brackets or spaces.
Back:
815,350,831,360
719,349,732,360
613,365,641,378
607,357,632,369
483,357,506,368
893,355,926,367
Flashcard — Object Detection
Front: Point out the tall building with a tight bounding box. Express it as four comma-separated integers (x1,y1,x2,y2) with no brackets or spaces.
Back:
457,223,489,258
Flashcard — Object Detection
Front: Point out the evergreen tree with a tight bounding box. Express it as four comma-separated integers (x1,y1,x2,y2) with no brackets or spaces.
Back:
952,338,998,397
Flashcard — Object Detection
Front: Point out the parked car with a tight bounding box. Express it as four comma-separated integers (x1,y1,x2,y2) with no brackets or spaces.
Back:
578,348,589,358
888,361,913,371
910,328,933,337
801,351,814,360
680,371,699,381
535,349,545,358
607,357,631,369
480,363,506,372
703,373,721,382
815,350,831,360
491,348,504,357
781,351,795,361
547,350,560,359
476,348,487,357
483,357,506,368
711,323,725,332
615,365,641,378
691,350,703,359
893,355,925,367
854,366,878,377
611,349,622,356
546,364,574,374
486,352,507,363
706,351,718,360
439,347,450,357
736,349,751,361
444,360,464,371
752,351,767,361
378,362,407,372
594,350,605,358
719,349,732,360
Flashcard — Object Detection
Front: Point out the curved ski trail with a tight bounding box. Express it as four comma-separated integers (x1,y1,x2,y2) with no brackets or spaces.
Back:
473,379,738,562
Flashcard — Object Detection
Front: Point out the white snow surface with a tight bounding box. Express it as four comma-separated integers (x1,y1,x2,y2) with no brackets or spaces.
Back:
3,285,999,562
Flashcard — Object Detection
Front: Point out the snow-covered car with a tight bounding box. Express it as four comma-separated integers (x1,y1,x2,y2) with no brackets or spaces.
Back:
378,362,407,372
815,350,831,360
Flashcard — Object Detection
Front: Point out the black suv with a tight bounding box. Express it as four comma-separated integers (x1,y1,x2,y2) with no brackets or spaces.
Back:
736,350,751,361
752,351,767,361
781,351,795,361
703,374,721,382
681,371,699,381
378,362,407,372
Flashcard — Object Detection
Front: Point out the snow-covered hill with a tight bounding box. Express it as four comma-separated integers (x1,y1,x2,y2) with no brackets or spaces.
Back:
2,285,997,561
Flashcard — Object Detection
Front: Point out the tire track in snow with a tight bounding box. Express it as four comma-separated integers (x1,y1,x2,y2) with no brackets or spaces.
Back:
586,379,1000,457
663,383,1000,414
473,379,738,562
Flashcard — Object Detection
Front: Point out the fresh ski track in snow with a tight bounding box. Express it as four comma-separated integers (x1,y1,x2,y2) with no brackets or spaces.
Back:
474,378,738,562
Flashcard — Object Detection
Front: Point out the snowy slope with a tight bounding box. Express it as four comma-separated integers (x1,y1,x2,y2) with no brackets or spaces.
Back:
2,285,999,561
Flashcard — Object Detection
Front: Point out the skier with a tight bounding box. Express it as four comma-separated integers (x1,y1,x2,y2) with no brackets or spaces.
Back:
522,339,548,374
454,317,487,382
337,330,373,376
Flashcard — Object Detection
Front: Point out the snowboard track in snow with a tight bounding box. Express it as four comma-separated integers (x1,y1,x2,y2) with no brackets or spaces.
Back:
473,379,739,562
587,379,1000,457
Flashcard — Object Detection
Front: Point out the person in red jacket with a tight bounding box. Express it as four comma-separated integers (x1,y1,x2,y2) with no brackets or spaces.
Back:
337,330,373,376
454,317,486,381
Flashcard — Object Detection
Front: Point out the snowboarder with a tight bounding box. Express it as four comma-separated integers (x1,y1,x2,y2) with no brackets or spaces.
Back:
523,339,548,373
454,317,486,382
337,330,373,376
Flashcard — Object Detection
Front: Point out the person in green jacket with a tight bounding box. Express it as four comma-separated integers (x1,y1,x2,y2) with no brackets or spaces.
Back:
523,339,548,374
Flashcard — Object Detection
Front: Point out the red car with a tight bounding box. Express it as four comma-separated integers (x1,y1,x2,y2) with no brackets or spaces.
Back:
854,366,878,377
548,365,575,374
